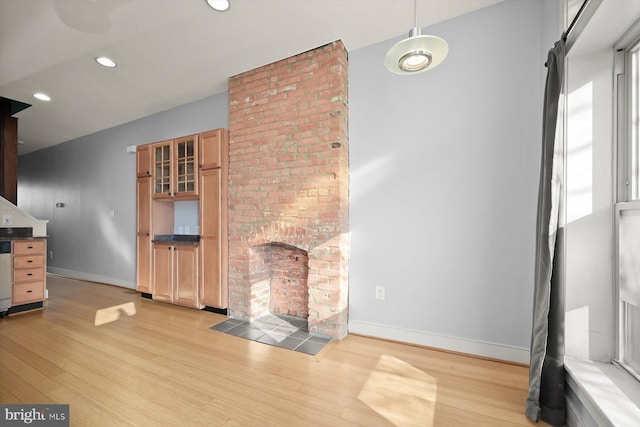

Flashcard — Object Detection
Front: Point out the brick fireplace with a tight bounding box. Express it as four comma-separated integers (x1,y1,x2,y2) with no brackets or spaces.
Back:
227,41,349,339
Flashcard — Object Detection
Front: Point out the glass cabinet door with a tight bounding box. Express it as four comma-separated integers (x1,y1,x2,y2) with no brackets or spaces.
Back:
175,136,197,195
154,143,172,196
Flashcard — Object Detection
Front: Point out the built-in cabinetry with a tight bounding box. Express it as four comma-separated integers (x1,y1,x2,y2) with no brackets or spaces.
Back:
136,128,228,311
12,239,47,306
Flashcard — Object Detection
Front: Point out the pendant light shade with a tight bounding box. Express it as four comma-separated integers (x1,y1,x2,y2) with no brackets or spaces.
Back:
385,1,448,75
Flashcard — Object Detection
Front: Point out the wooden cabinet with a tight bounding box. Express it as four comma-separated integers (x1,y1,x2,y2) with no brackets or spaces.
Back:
199,129,227,170
136,128,227,311
152,135,199,199
199,129,229,309
174,135,198,196
199,167,228,308
152,243,199,308
153,140,172,198
200,236,222,307
136,174,153,293
136,144,152,178
152,244,173,302
12,239,46,305
173,245,199,308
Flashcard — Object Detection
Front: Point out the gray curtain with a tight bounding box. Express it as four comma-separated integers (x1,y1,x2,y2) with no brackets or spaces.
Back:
526,38,566,426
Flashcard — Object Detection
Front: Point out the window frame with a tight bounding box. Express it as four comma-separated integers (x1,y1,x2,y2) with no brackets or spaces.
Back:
614,33,640,383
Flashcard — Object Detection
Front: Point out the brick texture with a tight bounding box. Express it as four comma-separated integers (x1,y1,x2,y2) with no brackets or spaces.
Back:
228,41,349,339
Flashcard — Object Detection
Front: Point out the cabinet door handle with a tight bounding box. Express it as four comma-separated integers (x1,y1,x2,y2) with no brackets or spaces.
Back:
146,233,150,236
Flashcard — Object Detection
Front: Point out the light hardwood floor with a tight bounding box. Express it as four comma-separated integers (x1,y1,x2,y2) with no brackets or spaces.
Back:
0,274,545,426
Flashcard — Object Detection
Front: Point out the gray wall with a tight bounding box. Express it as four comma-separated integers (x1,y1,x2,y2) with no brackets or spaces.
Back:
18,93,228,287
348,0,553,360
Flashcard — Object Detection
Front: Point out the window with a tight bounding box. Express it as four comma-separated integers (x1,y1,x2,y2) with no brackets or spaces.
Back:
630,42,640,201
616,38,640,381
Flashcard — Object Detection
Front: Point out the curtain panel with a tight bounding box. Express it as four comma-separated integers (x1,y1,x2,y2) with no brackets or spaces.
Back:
526,38,566,426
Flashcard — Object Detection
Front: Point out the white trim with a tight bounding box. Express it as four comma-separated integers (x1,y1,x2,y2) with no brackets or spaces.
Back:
565,358,640,427
566,397,588,427
615,15,640,51
47,267,135,290
348,320,530,364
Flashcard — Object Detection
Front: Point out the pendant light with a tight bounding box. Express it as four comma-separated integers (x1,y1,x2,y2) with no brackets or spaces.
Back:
384,0,448,74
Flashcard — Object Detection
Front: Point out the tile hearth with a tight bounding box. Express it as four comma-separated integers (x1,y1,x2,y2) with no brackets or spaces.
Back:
210,314,330,355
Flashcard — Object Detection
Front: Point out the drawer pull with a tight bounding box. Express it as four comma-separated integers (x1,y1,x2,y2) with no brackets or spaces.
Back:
27,290,32,293
27,260,33,263
27,273,33,276
28,246,33,249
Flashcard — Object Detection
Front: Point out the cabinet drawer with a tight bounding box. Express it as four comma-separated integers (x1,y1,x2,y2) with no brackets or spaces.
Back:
14,255,45,269
13,281,45,305
13,240,45,256
14,267,44,283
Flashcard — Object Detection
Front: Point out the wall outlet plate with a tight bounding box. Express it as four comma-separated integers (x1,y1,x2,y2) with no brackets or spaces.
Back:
2,215,11,225
375,286,385,301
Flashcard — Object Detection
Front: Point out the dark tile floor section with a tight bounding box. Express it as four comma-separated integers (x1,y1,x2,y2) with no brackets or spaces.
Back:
209,313,330,355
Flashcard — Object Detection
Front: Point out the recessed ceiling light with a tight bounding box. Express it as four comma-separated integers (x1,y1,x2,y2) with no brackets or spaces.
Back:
96,56,117,68
33,92,51,101
206,0,230,11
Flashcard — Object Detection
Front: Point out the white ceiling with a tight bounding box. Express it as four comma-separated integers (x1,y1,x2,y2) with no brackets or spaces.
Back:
0,0,502,155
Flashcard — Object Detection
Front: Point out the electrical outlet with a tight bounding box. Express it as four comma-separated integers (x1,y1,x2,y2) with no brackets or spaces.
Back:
375,286,385,301
2,215,11,225
108,209,115,218
49,250,54,259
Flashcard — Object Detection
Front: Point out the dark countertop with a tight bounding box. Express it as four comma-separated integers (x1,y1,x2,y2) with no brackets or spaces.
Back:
0,227,47,240
152,234,200,245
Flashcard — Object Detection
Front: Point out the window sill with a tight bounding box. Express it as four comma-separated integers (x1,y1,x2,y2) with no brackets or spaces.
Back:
565,358,640,426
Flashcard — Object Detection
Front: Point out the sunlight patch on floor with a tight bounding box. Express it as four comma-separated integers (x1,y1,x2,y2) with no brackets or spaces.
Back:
358,354,437,426
94,302,136,326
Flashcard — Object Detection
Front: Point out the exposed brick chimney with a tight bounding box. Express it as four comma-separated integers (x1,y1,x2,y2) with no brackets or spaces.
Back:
227,41,349,339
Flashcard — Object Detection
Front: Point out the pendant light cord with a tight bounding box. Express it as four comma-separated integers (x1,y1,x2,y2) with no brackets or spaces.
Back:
414,0,418,29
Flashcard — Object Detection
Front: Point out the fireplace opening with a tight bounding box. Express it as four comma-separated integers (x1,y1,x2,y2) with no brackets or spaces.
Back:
251,242,309,321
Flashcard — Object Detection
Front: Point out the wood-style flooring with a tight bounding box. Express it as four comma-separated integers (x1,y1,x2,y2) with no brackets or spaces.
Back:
0,274,544,426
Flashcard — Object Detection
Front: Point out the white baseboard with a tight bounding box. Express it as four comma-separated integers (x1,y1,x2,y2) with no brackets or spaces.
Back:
47,267,135,290
349,320,530,364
